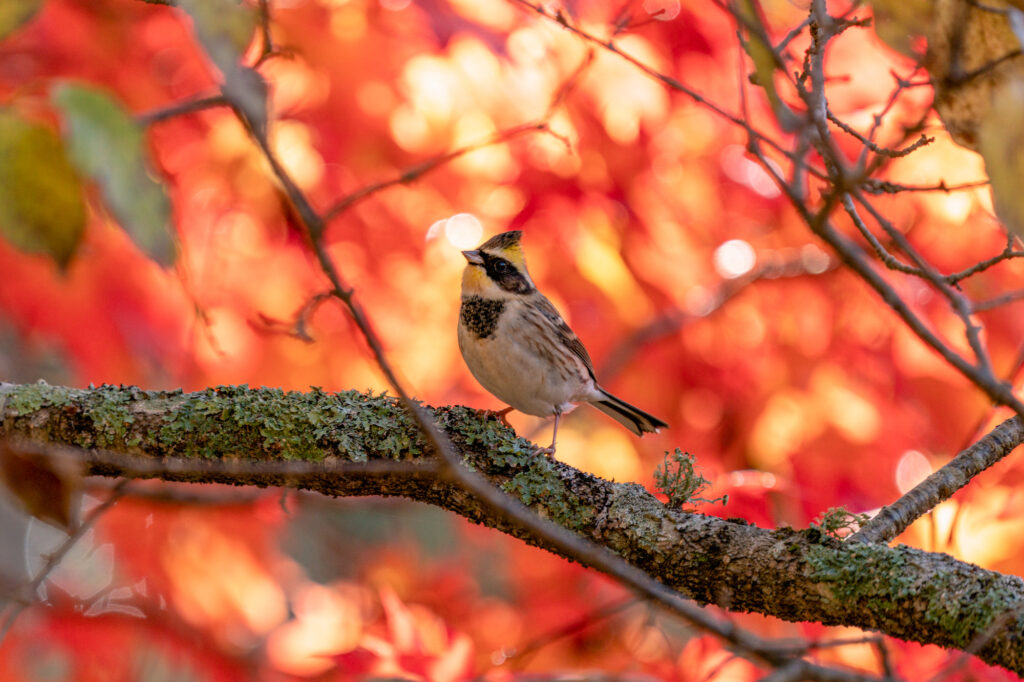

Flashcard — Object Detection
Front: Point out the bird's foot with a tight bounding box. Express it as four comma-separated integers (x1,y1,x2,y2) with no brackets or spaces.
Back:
484,406,514,427
534,413,560,458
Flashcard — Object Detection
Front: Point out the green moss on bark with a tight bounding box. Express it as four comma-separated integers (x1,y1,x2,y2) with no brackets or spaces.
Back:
4,381,74,415
154,385,429,461
809,542,1024,648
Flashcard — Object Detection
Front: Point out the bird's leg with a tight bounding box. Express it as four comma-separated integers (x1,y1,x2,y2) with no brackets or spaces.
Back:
485,406,514,427
536,412,561,457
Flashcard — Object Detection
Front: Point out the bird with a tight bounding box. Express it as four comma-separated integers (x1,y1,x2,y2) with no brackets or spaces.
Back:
457,230,667,455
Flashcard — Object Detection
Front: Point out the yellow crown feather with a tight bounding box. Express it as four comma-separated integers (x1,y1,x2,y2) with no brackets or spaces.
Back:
478,230,526,270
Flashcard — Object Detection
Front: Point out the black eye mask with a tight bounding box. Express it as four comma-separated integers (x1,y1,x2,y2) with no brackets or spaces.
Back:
482,253,534,294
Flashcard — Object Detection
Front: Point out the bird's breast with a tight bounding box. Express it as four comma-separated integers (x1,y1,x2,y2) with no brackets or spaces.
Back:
458,300,594,417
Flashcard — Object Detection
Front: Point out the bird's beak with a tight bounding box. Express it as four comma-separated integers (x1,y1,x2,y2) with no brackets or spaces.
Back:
461,250,484,265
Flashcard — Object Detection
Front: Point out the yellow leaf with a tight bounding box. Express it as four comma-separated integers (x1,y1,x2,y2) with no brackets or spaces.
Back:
0,0,41,40
0,110,86,268
869,0,932,57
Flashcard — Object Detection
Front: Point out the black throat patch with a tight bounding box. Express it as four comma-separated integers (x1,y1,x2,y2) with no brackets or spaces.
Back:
460,296,506,339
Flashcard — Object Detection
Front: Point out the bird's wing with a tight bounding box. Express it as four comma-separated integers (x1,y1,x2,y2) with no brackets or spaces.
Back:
535,295,596,380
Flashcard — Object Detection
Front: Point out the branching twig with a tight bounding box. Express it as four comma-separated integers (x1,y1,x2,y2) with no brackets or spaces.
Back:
510,0,832,182
256,290,333,342
323,48,593,224
947,232,1024,284
779,1,1024,420
323,122,551,223
849,191,995,376
599,248,835,380
828,107,933,159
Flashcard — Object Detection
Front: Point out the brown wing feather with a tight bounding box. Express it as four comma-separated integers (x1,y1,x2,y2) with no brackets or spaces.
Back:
533,295,596,380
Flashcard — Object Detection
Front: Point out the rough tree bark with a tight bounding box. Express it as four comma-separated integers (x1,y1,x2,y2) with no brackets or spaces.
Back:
1,381,1023,674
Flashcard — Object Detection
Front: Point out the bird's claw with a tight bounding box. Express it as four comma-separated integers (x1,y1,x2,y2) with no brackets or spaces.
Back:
533,444,556,457
484,406,514,428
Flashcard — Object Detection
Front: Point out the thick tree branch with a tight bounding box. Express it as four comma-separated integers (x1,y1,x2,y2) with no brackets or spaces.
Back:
2,382,1024,674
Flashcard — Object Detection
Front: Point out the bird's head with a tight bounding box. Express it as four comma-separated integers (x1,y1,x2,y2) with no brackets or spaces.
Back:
461,230,535,298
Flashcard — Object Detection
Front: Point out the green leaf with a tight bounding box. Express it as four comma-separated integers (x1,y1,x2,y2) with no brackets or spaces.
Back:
0,0,42,41
978,76,1024,240
0,110,86,268
177,0,257,77
52,83,176,266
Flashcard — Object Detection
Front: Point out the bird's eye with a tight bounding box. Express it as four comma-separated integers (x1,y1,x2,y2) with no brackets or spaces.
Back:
494,261,511,274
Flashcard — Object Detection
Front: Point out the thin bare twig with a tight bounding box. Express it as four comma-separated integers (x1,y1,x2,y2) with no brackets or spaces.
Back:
323,122,551,223
256,290,333,342
848,417,1024,544
136,93,228,125
254,0,277,66
948,233,1024,284
850,191,995,376
840,195,924,277
499,596,635,668
862,178,990,195
829,108,933,159
323,47,593,224
511,0,832,182
972,288,1024,312
599,248,835,380
759,659,880,682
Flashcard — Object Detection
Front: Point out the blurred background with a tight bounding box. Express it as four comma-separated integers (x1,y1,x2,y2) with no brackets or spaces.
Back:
0,0,1023,679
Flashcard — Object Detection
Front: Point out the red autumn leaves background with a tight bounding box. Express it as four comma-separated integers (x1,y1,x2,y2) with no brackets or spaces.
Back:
1,0,1023,679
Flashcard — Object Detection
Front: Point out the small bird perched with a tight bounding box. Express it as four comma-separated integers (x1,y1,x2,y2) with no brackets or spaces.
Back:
458,230,667,455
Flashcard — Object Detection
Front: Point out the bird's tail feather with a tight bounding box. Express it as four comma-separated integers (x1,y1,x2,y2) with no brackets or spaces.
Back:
589,389,668,437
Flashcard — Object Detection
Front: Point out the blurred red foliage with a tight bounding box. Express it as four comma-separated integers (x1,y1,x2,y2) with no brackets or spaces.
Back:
1,0,1023,679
